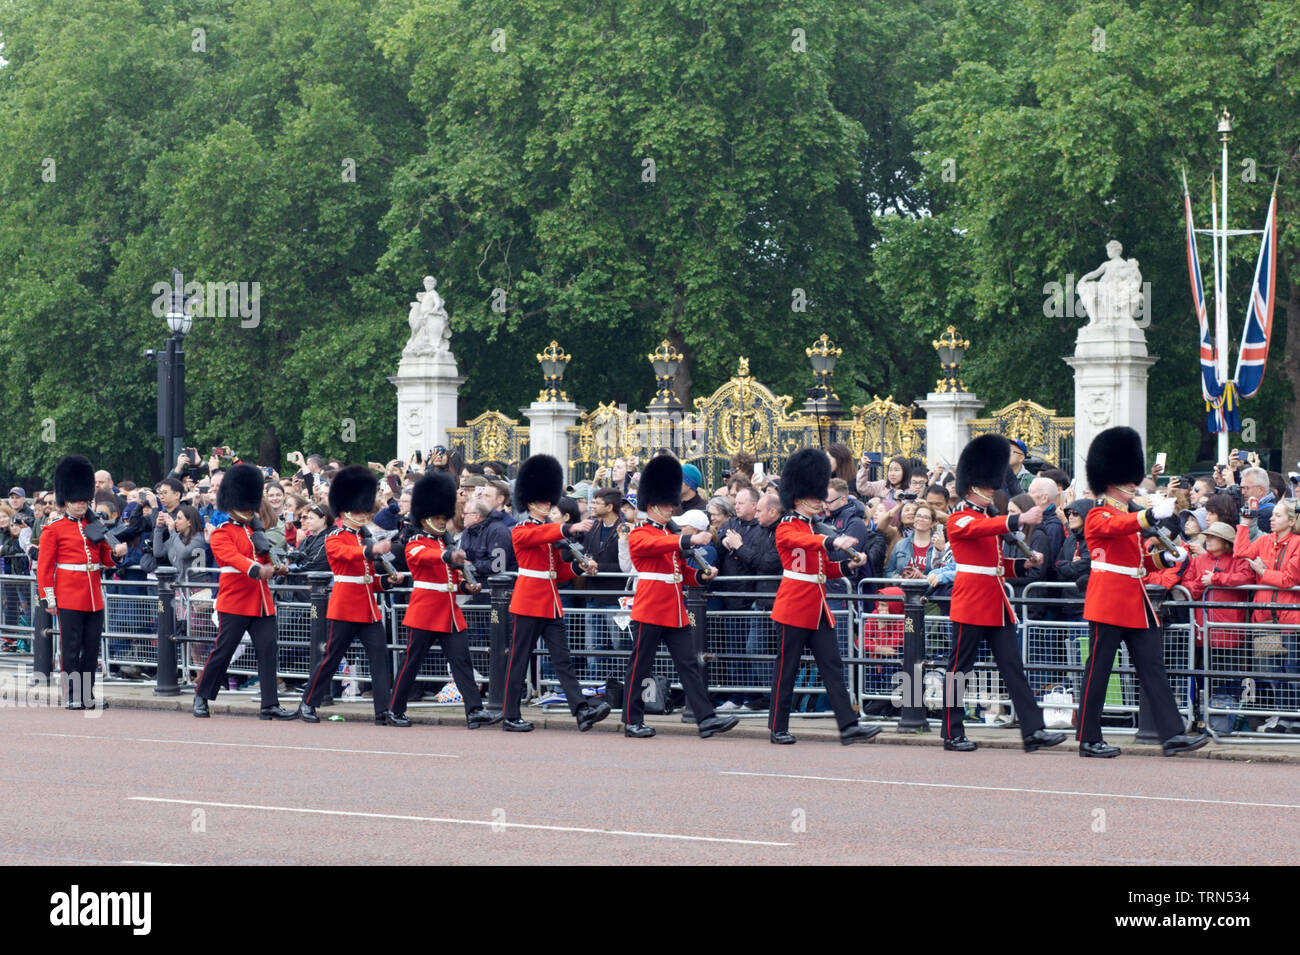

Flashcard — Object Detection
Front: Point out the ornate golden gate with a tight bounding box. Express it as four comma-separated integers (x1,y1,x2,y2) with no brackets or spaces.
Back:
966,399,1074,467
446,411,530,467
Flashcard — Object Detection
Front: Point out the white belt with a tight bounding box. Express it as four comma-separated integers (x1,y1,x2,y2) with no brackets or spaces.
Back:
56,563,100,572
413,581,457,592
517,568,558,580
955,563,1004,577
638,572,683,584
1092,561,1146,578
783,570,827,584
335,574,374,584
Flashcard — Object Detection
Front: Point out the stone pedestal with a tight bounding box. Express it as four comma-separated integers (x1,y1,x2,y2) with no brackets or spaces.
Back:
523,400,582,483
388,352,465,461
915,391,986,469
1063,323,1157,487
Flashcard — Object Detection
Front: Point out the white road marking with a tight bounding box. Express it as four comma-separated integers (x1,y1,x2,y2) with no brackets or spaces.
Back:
122,860,187,866
28,732,458,759
128,797,792,847
721,770,1300,810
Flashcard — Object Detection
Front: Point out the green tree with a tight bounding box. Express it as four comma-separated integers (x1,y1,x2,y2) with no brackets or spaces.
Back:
884,0,1299,469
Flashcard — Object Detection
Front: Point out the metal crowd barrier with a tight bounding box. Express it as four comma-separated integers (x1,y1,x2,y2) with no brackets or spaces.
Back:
5,568,1299,738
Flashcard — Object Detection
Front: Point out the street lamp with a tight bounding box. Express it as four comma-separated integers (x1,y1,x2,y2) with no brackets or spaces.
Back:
932,325,969,393
647,339,683,412
803,333,843,415
536,340,571,402
154,268,191,471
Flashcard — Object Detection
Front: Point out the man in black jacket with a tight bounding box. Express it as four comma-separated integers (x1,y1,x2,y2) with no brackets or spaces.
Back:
1050,498,1093,690
1021,476,1067,585
461,501,516,586
715,488,782,711
579,488,627,677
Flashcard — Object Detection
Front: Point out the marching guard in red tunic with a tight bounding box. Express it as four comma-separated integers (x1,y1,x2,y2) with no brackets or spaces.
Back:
385,471,496,729
501,454,607,733
768,449,880,745
37,455,116,710
942,434,1064,752
299,466,400,725
193,463,297,719
1079,427,1207,757
622,455,738,740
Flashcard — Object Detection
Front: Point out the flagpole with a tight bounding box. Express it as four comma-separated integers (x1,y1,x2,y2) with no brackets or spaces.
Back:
1216,110,1233,463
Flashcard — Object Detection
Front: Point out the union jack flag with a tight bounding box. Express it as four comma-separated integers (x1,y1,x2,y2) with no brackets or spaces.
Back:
1183,171,1233,433
1233,187,1278,400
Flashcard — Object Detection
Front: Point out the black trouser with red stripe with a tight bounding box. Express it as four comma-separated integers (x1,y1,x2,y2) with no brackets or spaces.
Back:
943,621,1043,741
769,621,857,733
390,627,482,717
1078,620,1185,743
503,614,584,720
302,619,392,717
196,612,281,707
623,621,715,726
56,608,103,706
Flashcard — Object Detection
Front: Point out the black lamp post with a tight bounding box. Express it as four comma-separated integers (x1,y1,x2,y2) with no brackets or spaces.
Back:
155,269,192,470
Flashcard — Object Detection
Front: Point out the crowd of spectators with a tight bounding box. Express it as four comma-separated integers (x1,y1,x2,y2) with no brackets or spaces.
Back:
3,441,1298,727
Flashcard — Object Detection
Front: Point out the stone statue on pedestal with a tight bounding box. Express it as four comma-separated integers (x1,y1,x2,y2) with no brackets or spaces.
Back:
404,275,453,358
391,274,464,462
1077,240,1143,328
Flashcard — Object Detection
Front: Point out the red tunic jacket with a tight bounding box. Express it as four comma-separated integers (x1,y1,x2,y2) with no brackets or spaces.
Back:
947,503,1023,626
326,526,386,623
1179,551,1253,640
1083,499,1174,629
629,520,699,628
771,514,850,629
35,515,116,612
1232,525,1300,625
401,533,469,633
210,520,275,617
508,518,582,619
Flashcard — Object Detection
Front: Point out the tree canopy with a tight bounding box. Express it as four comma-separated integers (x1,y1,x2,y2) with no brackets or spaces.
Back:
0,0,1295,487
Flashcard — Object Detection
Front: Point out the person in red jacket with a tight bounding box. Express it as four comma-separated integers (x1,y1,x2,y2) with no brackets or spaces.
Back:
36,455,117,710
768,449,880,745
193,464,297,720
386,471,496,729
501,454,606,733
1232,498,1300,713
1232,498,1300,625
1181,522,1254,634
622,454,739,740
299,466,401,725
940,434,1064,753
1079,427,1207,757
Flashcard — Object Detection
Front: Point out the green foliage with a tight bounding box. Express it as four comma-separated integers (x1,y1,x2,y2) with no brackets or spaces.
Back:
1,0,1295,489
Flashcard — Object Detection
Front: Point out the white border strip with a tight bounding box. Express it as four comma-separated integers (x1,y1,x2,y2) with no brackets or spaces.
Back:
128,797,792,846
29,732,459,759
720,770,1300,810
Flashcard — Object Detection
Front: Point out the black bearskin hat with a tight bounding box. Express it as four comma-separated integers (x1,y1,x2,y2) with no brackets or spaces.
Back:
1085,426,1146,495
217,463,264,514
515,454,563,507
53,455,95,506
956,434,1010,498
410,471,456,524
329,465,378,516
779,448,831,511
638,455,682,510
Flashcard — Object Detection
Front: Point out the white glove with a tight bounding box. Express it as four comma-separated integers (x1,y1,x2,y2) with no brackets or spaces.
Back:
45,596,57,611
1166,546,1188,565
1149,497,1176,520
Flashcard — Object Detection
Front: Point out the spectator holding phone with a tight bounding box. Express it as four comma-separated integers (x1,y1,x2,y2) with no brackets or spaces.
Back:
1239,466,1275,541
855,455,912,511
